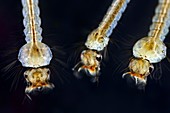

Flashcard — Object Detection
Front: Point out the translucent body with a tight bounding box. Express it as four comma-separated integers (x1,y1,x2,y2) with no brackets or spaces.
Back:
18,0,53,68
24,68,54,94
85,0,130,51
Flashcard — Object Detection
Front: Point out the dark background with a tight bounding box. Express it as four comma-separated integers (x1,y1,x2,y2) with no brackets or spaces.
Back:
0,0,170,113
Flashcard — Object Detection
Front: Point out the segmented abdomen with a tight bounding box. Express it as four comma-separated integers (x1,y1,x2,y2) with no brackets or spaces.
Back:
22,0,42,43
148,0,170,41
99,0,130,38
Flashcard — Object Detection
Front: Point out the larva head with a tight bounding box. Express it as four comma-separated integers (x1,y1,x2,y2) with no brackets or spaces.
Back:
85,29,109,51
123,58,154,89
24,68,54,95
18,42,53,68
73,50,102,82
133,37,166,63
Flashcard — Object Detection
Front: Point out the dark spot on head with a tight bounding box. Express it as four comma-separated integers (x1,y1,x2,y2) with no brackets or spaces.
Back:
24,74,28,78
96,55,102,61
47,70,50,74
95,32,98,37
27,82,32,86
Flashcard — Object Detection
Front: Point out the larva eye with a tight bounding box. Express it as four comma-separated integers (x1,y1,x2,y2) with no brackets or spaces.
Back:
96,55,102,61
24,74,28,78
47,70,50,74
28,82,32,86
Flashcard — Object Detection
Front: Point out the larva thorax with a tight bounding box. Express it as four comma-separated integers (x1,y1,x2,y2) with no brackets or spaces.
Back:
85,29,109,51
18,42,53,68
133,37,166,63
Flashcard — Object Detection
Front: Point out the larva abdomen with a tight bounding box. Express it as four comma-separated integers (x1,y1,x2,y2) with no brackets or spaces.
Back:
22,0,42,43
148,1,170,41
99,0,130,38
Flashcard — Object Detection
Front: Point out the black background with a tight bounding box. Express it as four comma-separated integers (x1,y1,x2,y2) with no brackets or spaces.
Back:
0,0,170,113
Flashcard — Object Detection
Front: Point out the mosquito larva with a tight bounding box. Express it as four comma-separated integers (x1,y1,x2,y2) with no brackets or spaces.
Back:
18,0,53,68
123,0,170,89
73,0,130,82
18,0,54,96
